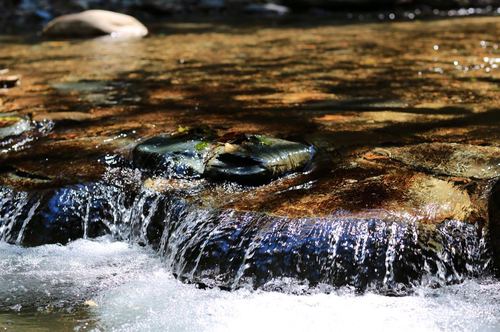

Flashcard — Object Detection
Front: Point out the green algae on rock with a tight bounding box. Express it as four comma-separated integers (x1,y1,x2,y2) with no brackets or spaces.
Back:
42,10,148,38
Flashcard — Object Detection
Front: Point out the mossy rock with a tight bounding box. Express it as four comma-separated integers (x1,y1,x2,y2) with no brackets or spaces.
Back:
133,132,315,184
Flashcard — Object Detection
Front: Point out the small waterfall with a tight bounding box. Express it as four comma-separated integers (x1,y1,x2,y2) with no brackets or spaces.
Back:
0,180,492,293
15,199,41,245
0,187,40,243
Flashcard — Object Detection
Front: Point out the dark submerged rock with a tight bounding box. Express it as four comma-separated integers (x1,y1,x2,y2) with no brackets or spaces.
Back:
0,184,109,246
489,179,500,277
164,210,485,292
199,0,226,10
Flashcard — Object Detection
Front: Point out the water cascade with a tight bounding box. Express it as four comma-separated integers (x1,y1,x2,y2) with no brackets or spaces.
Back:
0,176,491,294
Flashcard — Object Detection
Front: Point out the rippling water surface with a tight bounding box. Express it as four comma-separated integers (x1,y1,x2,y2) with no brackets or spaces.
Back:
0,237,499,332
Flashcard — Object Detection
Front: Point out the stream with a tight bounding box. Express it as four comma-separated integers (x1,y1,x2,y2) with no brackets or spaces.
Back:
0,10,499,332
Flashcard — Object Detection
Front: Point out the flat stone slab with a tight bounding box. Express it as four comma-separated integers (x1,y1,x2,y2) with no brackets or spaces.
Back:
372,143,500,179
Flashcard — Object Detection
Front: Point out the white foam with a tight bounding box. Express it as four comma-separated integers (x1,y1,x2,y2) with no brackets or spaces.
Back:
1,238,499,332
96,275,500,332
0,237,161,312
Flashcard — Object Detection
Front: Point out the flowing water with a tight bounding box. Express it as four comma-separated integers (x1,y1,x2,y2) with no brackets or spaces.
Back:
1,12,500,331
0,237,500,332
0,179,491,290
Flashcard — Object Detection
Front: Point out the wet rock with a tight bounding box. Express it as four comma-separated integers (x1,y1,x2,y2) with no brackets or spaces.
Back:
51,80,108,93
51,80,129,106
0,75,20,89
489,179,500,277
1,181,487,292
206,135,315,184
133,134,212,178
6,184,495,293
0,184,109,246
0,114,31,140
0,167,53,190
42,10,148,38
133,133,314,184
164,208,485,292
244,3,290,16
372,143,500,179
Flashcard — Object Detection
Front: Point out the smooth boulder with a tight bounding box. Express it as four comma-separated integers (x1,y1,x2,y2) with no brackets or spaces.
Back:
133,134,212,178
206,135,314,184
42,10,148,38
133,132,315,184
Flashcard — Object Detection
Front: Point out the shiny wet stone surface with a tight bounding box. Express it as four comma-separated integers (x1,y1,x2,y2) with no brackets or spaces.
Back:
133,132,314,184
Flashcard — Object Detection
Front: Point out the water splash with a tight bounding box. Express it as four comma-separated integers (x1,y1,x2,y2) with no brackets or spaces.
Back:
0,179,491,293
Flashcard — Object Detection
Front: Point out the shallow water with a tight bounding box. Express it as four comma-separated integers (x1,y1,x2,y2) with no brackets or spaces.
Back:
0,237,499,332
